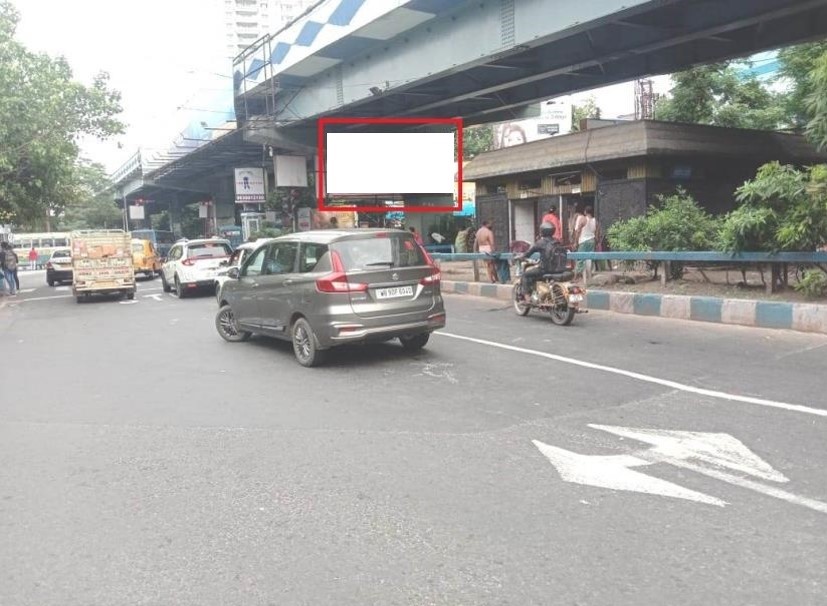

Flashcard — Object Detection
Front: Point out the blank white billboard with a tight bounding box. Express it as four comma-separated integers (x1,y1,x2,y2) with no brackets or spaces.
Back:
325,132,455,194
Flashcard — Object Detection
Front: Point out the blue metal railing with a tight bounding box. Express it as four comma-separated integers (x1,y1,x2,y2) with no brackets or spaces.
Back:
431,251,827,263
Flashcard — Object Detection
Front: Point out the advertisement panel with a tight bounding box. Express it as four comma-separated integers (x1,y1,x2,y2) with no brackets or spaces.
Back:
493,101,572,150
234,167,266,203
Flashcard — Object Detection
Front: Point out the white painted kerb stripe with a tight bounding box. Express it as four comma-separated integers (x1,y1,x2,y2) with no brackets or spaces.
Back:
436,332,827,418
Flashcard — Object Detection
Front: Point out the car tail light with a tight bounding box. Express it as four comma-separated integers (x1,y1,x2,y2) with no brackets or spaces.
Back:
316,251,368,293
420,267,441,286
46,262,53,270
418,247,441,285
181,258,196,266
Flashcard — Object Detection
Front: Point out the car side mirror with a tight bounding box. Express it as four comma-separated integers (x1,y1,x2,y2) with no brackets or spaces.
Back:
227,267,241,280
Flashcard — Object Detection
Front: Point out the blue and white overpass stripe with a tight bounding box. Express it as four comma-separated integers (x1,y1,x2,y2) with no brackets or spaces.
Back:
235,0,459,92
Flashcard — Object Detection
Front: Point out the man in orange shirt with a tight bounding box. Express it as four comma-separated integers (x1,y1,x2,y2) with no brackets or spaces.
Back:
541,207,562,242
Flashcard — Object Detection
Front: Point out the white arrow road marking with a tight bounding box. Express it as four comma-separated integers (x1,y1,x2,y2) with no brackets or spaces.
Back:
590,425,788,482
436,332,827,418
534,426,827,514
532,440,726,507
650,455,827,515
143,294,164,302
589,425,827,514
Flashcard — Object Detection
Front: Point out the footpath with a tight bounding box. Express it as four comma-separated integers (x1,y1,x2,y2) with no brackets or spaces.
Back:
442,279,827,335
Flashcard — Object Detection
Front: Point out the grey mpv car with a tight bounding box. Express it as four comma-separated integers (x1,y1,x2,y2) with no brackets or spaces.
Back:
215,229,446,366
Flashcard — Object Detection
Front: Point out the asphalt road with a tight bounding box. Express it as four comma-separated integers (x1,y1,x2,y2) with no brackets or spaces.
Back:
1,270,826,605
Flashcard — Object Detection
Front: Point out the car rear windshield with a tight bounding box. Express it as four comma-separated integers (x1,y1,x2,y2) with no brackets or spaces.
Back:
332,234,427,271
188,243,231,259
52,250,71,259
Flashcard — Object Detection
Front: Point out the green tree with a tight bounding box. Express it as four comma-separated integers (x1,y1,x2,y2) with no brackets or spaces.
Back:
59,161,122,230
804,50,827,150
457,125,493,159
654,62,784,130
776,41,827,129
571,96,601,131
0,1,123,227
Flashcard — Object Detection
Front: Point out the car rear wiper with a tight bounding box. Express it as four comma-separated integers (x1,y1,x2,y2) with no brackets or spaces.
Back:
365,261,395,267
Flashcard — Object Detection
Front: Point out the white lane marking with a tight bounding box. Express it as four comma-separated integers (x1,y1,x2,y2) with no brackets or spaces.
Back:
55,286,70,291
535,426,827,514
18,288,35,294
143,294,164,302
532,440,726,507
119,300,138,305
436,332,827,418
15,294,73,302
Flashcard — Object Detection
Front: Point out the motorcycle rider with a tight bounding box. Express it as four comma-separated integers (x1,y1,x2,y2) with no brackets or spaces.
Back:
517,222,568,300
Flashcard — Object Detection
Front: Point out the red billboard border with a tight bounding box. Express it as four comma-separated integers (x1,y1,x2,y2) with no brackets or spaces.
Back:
317,116,463,213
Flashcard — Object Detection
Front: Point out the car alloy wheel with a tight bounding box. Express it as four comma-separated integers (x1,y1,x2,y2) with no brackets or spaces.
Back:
292,318,325,367
215,305,250,342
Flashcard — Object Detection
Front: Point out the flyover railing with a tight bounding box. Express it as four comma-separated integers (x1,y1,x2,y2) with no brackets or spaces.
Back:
431,251,827,293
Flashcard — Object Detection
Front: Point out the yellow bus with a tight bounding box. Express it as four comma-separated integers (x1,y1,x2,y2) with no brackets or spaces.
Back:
10,232,71,268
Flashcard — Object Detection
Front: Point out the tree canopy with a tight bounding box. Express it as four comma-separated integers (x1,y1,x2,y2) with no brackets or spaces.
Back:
0,1,123,229
654,62,784,130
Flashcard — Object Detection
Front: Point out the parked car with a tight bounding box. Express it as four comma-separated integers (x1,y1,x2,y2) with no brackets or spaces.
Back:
46,248,73,286
161,238,232,298
215,229,446,367
132,238,161,279
214,239,272,303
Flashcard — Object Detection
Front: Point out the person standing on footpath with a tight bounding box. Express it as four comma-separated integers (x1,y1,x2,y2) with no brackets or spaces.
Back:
541,206,563,242
28,245,38,270
1,242,18,295
573,205,600,280
474,220,498,283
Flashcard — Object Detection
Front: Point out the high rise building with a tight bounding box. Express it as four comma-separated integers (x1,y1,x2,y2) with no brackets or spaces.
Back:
224,0,317,59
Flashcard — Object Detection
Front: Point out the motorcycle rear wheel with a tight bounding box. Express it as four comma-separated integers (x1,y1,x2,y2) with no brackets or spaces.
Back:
548,283,576,326
512,283,530,316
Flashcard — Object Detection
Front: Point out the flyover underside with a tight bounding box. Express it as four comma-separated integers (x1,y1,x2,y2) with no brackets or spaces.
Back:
242,0,827,140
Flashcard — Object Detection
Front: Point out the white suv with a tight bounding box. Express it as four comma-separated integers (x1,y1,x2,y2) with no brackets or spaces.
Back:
161,238,233,298
213,239,272,303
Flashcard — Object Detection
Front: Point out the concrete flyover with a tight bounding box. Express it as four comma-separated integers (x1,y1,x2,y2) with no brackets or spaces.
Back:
234,0,827,149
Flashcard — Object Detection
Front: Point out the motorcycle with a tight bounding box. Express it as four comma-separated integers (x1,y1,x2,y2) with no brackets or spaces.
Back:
511,257,587,325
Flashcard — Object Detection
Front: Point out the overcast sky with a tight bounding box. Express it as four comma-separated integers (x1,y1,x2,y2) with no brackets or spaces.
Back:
15,0,231,172
13,0,671,175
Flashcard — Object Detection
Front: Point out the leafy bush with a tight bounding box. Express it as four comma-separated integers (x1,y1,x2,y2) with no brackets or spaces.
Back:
606,188,719,278
794,269,827,299
727,162,827,252
607,188,720,253
718,206,778,252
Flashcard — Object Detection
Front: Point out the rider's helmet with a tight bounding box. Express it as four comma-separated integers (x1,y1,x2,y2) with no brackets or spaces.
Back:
540,222,555,238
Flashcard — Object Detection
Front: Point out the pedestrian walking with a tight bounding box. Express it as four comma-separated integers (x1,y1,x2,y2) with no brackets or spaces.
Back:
28,246,38,270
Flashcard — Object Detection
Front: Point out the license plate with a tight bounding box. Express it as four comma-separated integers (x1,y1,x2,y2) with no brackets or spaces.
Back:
568,294,584,303
376,286,414,299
